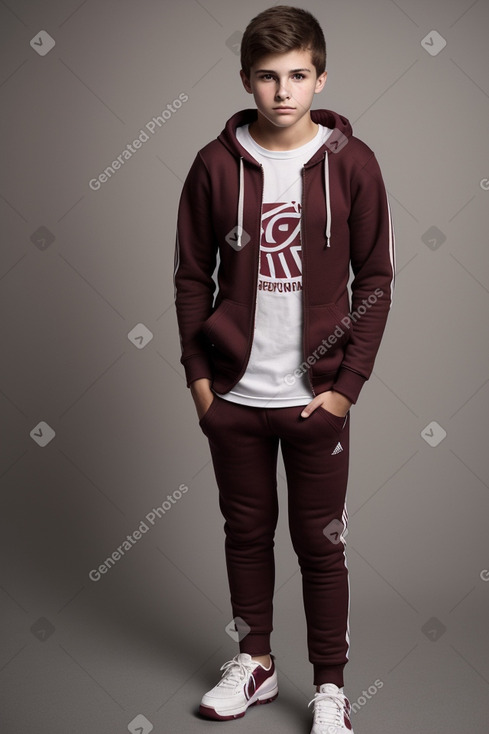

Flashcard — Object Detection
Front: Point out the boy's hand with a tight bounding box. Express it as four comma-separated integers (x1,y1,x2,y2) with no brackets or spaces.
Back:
190,377,214,420
300,390,352,419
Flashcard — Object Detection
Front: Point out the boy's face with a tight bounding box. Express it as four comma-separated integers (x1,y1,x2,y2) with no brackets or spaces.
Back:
240,48,327,129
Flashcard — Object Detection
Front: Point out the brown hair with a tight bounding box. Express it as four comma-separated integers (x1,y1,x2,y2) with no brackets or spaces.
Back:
240,5,326,78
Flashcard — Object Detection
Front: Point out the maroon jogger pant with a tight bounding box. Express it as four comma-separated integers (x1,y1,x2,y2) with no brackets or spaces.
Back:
199,394,351,688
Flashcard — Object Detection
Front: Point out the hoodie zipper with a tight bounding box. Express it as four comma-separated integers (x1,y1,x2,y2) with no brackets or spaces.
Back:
301,164,316,398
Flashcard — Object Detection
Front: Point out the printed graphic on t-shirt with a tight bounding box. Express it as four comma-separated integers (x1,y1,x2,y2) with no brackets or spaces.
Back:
259,202,302,294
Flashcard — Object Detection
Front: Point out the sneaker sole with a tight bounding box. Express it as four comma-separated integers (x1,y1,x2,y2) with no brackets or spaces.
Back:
199,688,279,721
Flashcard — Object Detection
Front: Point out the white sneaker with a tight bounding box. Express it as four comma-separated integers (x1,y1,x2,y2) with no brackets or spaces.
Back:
308,683,354,733
199,652,278,720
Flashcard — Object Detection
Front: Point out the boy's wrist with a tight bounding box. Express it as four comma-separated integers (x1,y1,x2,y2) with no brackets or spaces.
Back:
320,389,351,417
329,390,352,415
190,377,212,397
183,354,214,390
300,389,352,419
190,378,215,421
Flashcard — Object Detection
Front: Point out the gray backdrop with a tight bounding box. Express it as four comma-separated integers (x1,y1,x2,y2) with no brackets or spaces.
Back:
1,1,488,732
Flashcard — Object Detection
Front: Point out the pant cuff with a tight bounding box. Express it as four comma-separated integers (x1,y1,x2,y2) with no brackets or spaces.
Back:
239,633,271,656
313,663,345,688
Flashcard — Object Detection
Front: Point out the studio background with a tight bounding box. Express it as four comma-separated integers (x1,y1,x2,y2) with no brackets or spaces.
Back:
0,1,488,732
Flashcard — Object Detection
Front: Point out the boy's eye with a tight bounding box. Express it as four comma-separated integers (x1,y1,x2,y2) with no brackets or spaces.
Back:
259,73,306,81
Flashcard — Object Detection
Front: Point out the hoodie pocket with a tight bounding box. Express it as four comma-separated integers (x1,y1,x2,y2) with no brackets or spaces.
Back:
306,303,351,376
201,299,250,375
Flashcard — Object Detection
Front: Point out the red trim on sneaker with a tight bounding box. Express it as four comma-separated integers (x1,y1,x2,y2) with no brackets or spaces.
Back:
344,697,353,730
245,657,274,700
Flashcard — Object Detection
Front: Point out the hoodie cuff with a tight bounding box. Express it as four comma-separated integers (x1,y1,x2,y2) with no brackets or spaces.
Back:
332,366,367,405
182,354,213,388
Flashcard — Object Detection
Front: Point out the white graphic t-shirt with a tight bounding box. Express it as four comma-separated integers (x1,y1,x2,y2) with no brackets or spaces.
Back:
219,122,333,408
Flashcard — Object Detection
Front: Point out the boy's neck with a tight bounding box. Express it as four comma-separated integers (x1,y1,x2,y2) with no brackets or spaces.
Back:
248,111,319,151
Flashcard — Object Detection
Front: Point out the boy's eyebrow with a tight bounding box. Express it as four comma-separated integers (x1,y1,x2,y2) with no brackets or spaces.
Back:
253,67,312,74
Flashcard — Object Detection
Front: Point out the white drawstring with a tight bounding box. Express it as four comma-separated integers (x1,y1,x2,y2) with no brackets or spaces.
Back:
324,151,331,247
236,156,245,248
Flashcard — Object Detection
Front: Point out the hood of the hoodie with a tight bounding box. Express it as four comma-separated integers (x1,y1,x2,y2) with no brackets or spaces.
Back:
217,108,354,249
217,107,353,165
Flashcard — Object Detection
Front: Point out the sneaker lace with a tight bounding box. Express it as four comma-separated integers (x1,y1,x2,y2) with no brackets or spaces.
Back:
217,656,254,690
308,688,348,727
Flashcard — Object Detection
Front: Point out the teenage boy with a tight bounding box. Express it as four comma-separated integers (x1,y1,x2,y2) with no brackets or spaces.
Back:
174,6,395,733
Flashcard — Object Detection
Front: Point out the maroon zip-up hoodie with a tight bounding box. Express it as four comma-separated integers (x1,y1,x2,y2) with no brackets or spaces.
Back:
174,108,395,405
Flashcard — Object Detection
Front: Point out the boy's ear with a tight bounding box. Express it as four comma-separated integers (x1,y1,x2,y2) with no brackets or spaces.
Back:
240,69,253,94
315,70,328,94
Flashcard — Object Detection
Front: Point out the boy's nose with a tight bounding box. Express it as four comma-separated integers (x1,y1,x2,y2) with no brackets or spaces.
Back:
276,84,291,100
